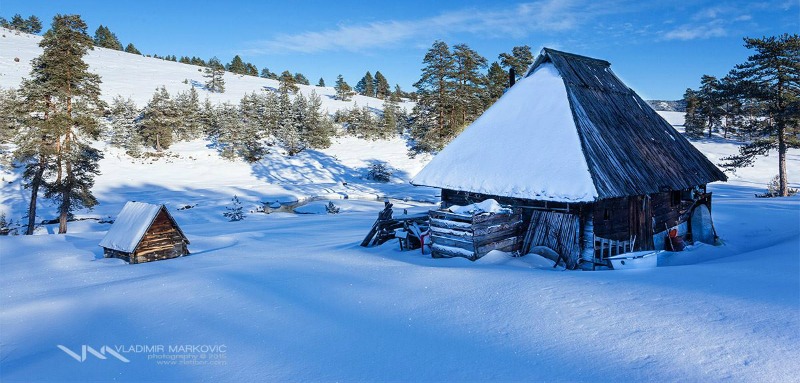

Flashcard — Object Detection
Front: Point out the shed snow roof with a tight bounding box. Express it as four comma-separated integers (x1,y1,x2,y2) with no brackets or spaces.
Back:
99,202,186,253
412,48,727,202
412,63,598,202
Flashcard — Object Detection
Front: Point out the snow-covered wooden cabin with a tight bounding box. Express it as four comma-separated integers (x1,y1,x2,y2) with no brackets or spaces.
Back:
99,202,189,264
411,48,727,268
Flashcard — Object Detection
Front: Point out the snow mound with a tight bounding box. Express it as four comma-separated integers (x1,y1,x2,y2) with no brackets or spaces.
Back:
447,199,510,215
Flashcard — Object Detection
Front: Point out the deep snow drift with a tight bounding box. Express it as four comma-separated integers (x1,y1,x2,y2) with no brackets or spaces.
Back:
1,29,799,382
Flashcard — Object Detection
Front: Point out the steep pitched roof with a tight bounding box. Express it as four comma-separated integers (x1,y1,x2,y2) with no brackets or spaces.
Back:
412,48,726,202
99,201,188,253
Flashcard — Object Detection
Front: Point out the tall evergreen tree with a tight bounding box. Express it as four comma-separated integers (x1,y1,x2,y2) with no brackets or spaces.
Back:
124,43,141,55
139,87,177,151
294,73,310,85
21,15,105,234
245,63,258,76
720,34,800,196
93,25,123,50
410,40,456,153
451,44,487,129
683,88,705,138
174,87,203,141
317,77,326,87
204,57,226,93
697,75,724,138
279,70,299,93
334,75,353,101
373,71,390,99
499,45,533,82
106,96,143,156
485,61,507,106
226,55,246,74
305,91,334,149
355,71,375,96
9,14,26,31
260,67,277,79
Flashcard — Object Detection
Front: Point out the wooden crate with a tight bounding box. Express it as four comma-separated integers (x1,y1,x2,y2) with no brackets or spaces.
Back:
429,209,522,260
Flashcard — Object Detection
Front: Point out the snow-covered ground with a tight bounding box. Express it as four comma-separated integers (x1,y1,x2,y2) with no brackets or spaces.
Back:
1,29,799,382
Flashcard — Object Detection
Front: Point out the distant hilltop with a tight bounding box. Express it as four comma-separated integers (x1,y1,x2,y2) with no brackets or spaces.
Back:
646,99,686,112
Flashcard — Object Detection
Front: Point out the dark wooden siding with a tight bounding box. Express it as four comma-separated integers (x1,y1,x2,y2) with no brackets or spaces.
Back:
130,210,189,264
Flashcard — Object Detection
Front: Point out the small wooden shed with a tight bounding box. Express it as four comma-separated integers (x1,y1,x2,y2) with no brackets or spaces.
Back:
99,202,189,264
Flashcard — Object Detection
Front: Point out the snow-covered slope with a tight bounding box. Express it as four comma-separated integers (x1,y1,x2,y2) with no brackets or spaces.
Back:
1,27,799,382
0,29,435,224
0,28,411,111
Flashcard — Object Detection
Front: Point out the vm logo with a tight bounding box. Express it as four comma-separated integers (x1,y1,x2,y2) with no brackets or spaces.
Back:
57,345,130,363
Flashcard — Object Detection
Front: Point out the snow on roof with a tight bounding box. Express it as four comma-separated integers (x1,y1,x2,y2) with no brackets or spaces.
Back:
411,63,598,202
99,202,167,253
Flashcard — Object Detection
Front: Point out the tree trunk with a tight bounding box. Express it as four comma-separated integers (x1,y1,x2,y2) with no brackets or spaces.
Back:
25,162,45,235
778,123,788,197
58,133,71,234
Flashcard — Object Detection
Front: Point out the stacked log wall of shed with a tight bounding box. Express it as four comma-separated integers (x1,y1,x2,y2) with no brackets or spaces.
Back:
130,211,189,264
103,248,131,263
429,209,523,260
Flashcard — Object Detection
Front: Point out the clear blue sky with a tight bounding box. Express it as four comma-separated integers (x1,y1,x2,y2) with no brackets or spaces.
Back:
2,0,797,100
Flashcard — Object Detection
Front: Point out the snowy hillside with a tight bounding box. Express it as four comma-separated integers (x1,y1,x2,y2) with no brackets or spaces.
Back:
1,28,799,382
0,28,410,110
0,29,434,225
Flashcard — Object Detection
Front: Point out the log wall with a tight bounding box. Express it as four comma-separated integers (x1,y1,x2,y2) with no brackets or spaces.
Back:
131,211,189,264
429,209,522,260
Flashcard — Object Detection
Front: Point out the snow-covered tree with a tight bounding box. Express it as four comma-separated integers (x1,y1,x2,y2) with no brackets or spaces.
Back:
204,57,226,93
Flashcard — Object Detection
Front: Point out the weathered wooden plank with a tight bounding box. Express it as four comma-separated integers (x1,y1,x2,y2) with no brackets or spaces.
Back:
476,236,520,255
431,244,476,259
430,218,472,230
430,234,474,250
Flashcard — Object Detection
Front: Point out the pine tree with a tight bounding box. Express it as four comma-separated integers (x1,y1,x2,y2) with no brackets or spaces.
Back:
124,43,141,55
260,67,277,79
22,15,106,234
720,34,800,197
275,87,301,155
485,61,507,106
683,88,705,138
106,96,143,156
226,55,246,74
355,71,374,96
305,90,334,149
279,70,299,93
499,45,533,82
381,96,400,136
25,15,42,34
93,25,123,50
373,71,390,99
697,75,724,138
452,44,487,129
294,73,310,85
317,77,326,87
245,63,258,76
139,87,177,151
9,14,25,31
410,40,457,153
223,196,245,221
204,57,226,93
334,75,353,101
174,87,202,141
